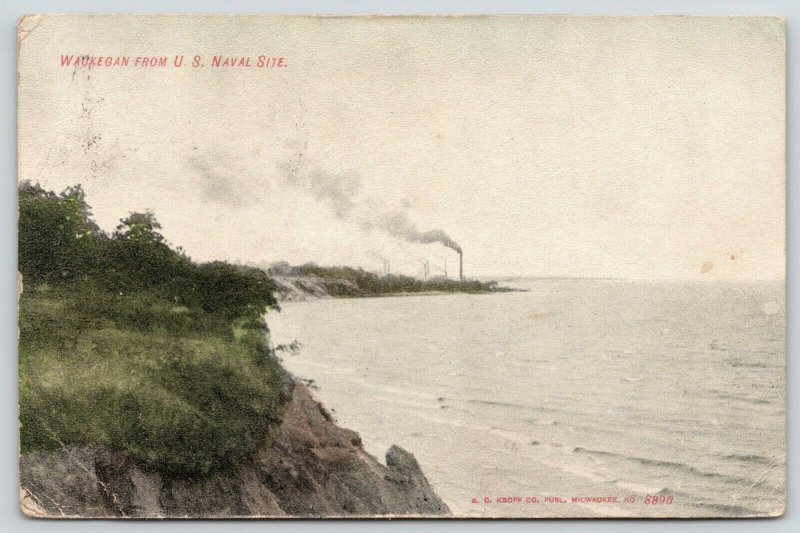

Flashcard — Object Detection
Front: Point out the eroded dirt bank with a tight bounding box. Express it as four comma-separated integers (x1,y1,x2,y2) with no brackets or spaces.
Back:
20,381,450,518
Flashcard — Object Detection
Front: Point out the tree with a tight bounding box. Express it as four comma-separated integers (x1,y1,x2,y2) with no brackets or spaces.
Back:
113,211,165,244
18,181,101,283
61,184,102,237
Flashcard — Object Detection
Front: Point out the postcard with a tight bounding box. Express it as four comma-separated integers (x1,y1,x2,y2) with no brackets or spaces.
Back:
17,14,785,518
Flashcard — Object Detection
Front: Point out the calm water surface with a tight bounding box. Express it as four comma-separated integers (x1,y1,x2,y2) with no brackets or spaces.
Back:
268,279,785,517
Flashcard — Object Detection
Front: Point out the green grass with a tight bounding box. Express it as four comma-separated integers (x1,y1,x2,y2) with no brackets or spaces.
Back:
16,181,502,480
18,182,286,478
19,284,285,477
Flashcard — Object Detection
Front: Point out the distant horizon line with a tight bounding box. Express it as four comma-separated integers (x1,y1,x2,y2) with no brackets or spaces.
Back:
474,275,785,283
241,260,783,284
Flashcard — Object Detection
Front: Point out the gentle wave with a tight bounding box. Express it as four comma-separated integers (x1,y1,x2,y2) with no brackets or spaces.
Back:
271,280,786,517
719,453,779,466
572,447,762,487
690,501,765,517
711,392,774,405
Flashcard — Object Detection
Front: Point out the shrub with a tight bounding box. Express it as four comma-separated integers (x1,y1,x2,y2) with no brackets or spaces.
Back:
18,182,284,477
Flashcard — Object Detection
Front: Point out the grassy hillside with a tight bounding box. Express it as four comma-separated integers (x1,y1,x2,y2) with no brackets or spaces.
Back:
18,182,285,477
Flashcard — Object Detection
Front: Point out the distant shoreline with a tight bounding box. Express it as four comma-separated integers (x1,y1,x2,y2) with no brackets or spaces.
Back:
278,287,525,303
263,263,518,302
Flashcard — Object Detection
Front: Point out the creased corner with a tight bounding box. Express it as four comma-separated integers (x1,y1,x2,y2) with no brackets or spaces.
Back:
19,487,49,518
761,16,786,43
18,14,44,47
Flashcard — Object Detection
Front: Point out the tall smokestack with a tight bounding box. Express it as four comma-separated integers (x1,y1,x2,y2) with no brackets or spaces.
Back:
459,251,463,281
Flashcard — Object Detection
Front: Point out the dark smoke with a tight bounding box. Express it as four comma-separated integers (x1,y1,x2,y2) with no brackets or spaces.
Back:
377,212,462,253
281,163,462,253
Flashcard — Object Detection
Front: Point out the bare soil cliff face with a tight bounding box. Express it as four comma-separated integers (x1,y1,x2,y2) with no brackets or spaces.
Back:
20,381,450,518
270,275,334,301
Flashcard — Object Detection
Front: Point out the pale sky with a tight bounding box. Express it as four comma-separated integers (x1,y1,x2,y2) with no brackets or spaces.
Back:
18,15,785,280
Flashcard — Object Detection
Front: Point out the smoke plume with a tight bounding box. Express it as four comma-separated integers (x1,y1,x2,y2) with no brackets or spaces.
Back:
283,167,359,219
280,163,461,253
377,212,462,253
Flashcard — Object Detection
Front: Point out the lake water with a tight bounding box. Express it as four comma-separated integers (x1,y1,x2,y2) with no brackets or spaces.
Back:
268,279,785,517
